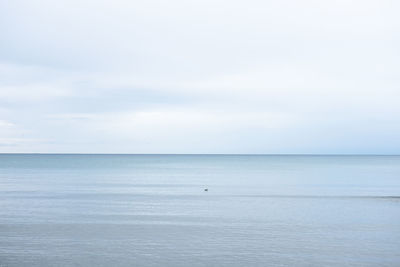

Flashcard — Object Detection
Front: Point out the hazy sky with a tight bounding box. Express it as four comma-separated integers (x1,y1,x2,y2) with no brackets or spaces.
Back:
0,0,399,153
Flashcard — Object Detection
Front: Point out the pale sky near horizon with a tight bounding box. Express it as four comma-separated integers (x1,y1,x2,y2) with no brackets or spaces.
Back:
0,0,399,153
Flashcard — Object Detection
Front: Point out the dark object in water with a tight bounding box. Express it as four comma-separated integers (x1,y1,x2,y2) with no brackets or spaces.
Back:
204,188,208,192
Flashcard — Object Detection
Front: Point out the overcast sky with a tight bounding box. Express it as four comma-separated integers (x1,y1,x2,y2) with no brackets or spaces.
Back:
0,0,399,153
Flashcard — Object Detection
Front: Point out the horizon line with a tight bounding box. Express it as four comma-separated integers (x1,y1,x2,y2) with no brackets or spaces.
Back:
0,153,399,156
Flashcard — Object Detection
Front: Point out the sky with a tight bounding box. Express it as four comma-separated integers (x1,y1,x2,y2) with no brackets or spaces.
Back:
0,0,399,154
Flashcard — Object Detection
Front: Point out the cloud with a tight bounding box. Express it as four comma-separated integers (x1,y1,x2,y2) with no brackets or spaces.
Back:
1,0,399,72
0,0,399,153
41,109,298,153
0,63,75,103
0,120,36,147
0,84,72,102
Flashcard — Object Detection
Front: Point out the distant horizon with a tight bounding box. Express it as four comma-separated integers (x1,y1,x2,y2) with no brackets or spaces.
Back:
1,153,399,156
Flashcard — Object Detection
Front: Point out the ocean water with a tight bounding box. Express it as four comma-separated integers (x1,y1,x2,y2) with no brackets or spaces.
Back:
0,154,399,267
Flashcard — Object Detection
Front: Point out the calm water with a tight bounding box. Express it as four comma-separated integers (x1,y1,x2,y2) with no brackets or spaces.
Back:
0,154,399,266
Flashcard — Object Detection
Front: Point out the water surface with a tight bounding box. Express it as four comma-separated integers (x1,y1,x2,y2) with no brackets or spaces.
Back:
1,154,399,266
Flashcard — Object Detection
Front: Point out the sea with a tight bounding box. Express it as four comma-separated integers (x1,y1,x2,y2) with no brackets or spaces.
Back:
0,154,399,267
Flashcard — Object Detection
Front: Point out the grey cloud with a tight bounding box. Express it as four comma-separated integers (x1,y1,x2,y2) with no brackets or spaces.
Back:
0,0,399,153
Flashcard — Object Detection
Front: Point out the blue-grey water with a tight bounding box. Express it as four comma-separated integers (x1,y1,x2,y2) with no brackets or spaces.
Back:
1,154,399,267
